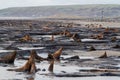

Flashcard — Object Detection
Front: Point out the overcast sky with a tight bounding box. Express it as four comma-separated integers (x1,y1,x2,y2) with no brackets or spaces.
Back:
0,0,119,9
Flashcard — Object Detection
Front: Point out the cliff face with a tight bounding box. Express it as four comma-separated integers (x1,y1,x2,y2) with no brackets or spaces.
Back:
0,4,120,18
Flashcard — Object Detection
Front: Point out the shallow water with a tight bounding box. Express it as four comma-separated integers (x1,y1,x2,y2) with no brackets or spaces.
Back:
0,59,80,80
0,53,119,80
0,21,120,80
18,47,45,50
0,50,13,53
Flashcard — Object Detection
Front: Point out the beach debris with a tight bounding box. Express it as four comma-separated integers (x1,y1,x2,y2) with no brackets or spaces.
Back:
42,69,46,71
63,30,72,37
0,51,17,64
88,46,96,51
52,47,63,60
91,33,104,40
111,37,117,42
48,60,54,72
112,44,120,48
50,35,54,41
61,30,81,42
71,33,81,42
32,50,47,61
99,51,107,58
19,34,35,42
43,26,51,31
7,51,37,74
47,47,63,60
65,55,80,60
47,54,54,60
17,50,47,61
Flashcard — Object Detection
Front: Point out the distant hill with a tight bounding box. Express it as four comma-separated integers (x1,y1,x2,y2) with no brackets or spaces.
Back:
0,4,120,18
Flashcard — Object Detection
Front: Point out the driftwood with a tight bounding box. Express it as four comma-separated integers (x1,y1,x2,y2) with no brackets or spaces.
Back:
112,44,120,48
61,30,81,42
47,47,63,61
19,34,35,42
48,60,54,72
99,51,107,58
111,37,117,42
65,55,80,60
18,48,63,61
91,33,104,40
88,46,96,51
50,35,54,41
52,47,63,60
18,50,47,61
32,50,47,61
62,30,72,37
71,33,81,42
0,51,17,64
7,51,37,74
47,54,54,60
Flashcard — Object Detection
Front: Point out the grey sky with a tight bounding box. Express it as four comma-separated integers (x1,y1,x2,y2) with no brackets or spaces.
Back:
0,0,119,9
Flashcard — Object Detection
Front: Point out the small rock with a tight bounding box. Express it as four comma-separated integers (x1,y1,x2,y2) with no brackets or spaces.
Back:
111,37,117,42
112,44,120,48
61,64,66,66
65,55,80,60
42,69,46,71
61,71,66,73
88,46,96,51
62,53,68,55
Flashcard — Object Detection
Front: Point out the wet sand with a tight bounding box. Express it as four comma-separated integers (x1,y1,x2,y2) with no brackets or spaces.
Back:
0,19,120,80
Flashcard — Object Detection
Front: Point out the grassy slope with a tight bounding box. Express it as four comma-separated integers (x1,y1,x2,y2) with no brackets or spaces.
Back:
0,4,120,18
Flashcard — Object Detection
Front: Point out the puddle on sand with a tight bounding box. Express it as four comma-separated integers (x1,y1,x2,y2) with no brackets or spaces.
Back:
18,47,45,50
0,50,14,53
0,66,25,80
38,77,120,80
5,59,81,80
